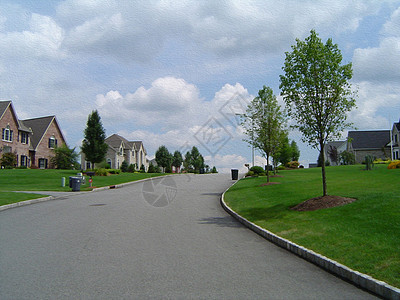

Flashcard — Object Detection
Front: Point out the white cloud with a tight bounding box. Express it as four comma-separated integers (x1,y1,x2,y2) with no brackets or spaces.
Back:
0,13,65,59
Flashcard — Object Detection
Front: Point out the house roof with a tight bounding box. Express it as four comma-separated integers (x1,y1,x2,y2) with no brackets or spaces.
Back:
105,134,135,151
348,130,391,150
326,141,346,149
0,100,32,133
0,101,11,119
394,119,400,131
132,141,147,154
22,116,64,151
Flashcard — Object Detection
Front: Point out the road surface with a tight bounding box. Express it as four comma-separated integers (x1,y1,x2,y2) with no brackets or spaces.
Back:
0,174,377,299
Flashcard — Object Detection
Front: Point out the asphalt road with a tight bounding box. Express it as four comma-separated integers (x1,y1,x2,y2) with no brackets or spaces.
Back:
0,174,377,299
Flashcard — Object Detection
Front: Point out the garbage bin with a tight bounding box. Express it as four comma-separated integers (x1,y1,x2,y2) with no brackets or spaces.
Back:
199,168,205,174
231,169,239,180
70,177,81,192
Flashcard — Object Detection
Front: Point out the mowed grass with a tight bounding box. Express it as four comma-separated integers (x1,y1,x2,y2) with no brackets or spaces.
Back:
224,164,400,288
0,169,164,204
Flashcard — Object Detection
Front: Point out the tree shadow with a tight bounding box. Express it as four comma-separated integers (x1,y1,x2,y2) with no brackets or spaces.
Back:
238,204,289,222
198,216,243,228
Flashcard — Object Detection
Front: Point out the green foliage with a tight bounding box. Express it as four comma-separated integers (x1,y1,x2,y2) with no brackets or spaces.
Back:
245,171,255,177
97,160,111,169
147,162,156,173
242,86,287,182
365,155,374,171
250,166,265,175
155,145,172,172
211,166,218,173
290,140,300,161
0,152,17,168
94,168,109,176
280,30,356,196
172,150,183,171
183,147,205,173
51,144,79,169
120,160,128,172
107,169,121,174
81,110,108,166
128,163,136,173
340,150,355,165
140,164,146,173
286,161,300,169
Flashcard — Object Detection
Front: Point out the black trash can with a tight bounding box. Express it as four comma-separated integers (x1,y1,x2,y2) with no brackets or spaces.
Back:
231,169,239,180
199,168,205,174
70,177,81,192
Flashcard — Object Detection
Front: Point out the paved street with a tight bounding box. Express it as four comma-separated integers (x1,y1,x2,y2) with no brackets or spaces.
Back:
0,174,377,299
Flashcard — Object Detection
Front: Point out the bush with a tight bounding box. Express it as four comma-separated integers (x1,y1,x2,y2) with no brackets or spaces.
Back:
245,171,255,177
120,161,128,172
108,169,121,174
250,166,265,175
128,164,136,173
1,152,17,168
97,160,111,169
94,168,108,176
374,158,391,164
286,161,300,169
140,164,146,173
388,160,400,169
147,163,156,173
276,165,286,171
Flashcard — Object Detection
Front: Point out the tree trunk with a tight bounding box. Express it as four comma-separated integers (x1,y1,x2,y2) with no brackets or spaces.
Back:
320,144,327,196
266,154,270,182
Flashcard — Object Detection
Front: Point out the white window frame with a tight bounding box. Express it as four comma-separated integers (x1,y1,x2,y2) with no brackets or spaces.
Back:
2,126,13,142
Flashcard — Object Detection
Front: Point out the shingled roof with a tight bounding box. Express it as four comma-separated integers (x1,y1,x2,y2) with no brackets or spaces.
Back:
0,101,11,119
22,116,57,150
0,100,32,133
105,134,135,151
348,130,390,150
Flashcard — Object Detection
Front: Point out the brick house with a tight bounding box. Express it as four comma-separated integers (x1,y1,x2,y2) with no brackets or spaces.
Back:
81,133,149,171
0,100,66,168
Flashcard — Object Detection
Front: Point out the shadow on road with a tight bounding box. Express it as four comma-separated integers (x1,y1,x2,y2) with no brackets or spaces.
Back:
198,216,242,228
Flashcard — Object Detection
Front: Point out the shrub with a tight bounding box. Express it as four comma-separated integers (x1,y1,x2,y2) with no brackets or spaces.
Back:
1,152,17,168
286,161,300,169
128,164,136,173
250,166,265,175
97,160,111,169
147,163,156,173
140,164,146,173
245,171,255,177
276,165,286,170
94,168,108,176
388,160,400,169
120,161,128,172
108,169,121,174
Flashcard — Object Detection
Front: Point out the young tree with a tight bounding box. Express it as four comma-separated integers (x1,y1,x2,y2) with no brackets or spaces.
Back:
81,110,108,169
51,144,79,169
172,150,183,173
190,146,204,173
155,145,171,173
290,140,300,162
279,30,356,196
242,86,287,182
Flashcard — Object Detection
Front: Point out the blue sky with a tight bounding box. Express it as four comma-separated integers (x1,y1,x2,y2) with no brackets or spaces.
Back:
1,1,400,172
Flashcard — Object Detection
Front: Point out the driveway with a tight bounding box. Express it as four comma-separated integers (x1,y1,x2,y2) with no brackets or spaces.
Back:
0,174,377,299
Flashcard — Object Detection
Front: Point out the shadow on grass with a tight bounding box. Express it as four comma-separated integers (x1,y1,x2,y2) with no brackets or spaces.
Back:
238,204,289,222
198,216,242,228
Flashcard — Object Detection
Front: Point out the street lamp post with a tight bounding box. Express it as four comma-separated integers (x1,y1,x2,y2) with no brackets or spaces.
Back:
236,113,255,167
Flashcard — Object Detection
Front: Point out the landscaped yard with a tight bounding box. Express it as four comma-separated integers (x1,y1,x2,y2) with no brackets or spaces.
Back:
224,164,400,288
0,169,164,205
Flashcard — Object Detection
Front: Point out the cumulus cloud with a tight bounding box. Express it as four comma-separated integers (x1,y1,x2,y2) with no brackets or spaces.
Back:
353,6,400,81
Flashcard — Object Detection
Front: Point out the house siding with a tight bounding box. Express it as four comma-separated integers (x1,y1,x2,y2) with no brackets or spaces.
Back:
0,105,31,167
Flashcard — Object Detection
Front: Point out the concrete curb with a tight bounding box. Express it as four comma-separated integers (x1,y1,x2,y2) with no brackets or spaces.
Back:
220,180,400,300
0,196,54,212
0,174,176,212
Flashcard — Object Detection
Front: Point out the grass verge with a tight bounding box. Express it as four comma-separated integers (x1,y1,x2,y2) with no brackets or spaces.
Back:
0,169,165,204
224,164,400,288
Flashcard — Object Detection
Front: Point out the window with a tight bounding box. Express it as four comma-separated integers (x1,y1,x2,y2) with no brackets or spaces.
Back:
107,158,112,168
395,151,399,160
394,134,398,143
2,126,13,142
38,158,48,169
20,132,28,144
48,136,57,149
20,155,28,167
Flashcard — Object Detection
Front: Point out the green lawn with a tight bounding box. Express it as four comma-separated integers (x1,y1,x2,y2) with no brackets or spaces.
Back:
0,169,164,204
224,164,400,288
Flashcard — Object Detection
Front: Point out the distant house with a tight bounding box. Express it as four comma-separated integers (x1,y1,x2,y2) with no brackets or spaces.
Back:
347,130,391,164
81,133,149,171
324,140,347,166
391,119,400,160
0,100,66,168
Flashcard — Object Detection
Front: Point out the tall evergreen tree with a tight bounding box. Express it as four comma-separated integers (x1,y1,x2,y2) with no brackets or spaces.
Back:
81,110,108,169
